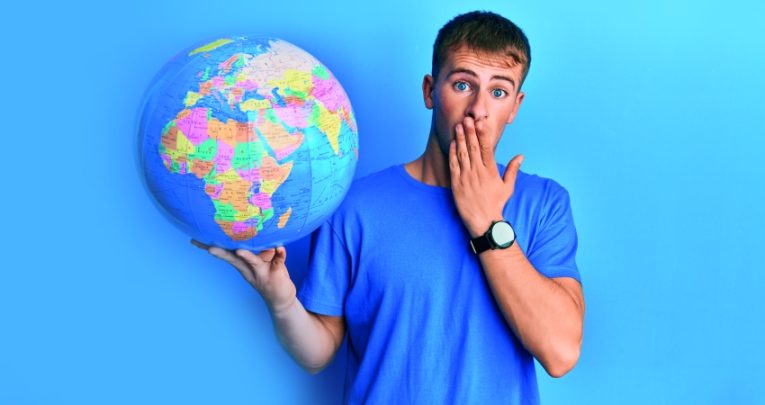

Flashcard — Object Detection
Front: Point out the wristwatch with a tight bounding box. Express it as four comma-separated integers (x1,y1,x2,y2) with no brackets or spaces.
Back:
469,220,516,254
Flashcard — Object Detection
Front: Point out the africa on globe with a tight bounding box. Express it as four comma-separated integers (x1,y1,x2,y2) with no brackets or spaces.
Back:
137,37,358,251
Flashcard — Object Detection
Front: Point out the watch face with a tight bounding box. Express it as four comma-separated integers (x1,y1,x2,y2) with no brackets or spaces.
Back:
490,221,515,248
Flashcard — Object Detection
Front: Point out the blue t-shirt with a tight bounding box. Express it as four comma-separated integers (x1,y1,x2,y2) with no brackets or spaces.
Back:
297,164,581,404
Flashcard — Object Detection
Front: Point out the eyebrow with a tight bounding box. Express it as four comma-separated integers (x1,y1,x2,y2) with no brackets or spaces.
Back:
446,68,516,88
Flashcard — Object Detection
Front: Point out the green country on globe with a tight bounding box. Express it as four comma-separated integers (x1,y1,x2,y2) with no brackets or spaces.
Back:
137,37,358,250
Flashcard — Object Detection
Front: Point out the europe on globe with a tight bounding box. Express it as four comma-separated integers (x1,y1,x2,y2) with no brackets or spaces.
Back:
137,37,358,250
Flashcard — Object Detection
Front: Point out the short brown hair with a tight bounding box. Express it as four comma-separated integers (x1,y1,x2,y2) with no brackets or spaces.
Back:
432,11,532,88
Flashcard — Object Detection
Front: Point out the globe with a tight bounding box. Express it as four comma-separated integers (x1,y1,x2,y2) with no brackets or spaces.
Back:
137,37,358,251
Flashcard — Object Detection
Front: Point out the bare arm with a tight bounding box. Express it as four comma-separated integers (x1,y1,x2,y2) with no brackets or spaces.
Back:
270,300,345,374
191,240,345,374
478,245,584,377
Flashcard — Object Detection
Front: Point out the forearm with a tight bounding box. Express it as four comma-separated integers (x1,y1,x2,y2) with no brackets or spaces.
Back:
479,243,584,377
268,297,340,374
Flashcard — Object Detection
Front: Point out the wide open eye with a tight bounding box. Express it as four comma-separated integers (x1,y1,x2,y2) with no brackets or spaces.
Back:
453,81,471,92
492,88,508,98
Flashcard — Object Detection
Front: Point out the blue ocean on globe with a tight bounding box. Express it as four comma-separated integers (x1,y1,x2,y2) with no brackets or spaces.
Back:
137,36,358,250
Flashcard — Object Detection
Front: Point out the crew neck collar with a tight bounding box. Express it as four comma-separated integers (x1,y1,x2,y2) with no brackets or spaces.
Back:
394,164,451,195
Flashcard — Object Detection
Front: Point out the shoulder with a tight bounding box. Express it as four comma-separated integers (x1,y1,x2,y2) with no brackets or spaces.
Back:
327,164,404,221
500,164,572,204
351,164,403,191
499,165,576,233
343,164,403,203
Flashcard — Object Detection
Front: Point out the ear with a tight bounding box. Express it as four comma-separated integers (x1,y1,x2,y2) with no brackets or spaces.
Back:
422,74,434,110
506,91,525,124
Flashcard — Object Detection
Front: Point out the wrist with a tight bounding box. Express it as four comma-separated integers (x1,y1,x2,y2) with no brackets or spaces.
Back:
268,294,298,318
467,215,504,238
469,219,516,255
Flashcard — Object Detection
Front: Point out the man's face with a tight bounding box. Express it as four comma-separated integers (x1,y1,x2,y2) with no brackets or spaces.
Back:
423,46,525,156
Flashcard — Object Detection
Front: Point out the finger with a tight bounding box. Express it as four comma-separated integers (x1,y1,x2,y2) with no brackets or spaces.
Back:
474,120,493,166
503,154,525,190
236,249,270,280
208,247,257,285
463,117,483,167
455,123,470,171
255,248,277,262
191,239,210,250
272,246,287,268
449,139,460,178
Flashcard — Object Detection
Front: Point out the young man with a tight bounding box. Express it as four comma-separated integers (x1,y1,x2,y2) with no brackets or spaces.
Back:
194,11,584,404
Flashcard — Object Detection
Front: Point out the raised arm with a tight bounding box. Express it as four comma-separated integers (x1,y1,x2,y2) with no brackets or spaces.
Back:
448,117,584,377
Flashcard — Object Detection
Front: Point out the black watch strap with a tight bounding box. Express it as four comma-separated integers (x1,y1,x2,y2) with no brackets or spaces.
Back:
469,234,492,254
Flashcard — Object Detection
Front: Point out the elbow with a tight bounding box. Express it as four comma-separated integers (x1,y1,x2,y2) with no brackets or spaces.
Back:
302,360,330,375
300,353,335,375
542,341,581,378
304,366,324,375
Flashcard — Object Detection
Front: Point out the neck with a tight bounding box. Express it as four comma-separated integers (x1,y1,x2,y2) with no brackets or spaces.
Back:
404,133,452,188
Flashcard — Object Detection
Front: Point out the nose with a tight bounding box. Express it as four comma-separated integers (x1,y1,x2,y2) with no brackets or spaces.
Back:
465,91,489,122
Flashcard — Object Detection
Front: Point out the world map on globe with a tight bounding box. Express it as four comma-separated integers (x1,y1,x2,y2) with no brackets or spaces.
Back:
138,37,358,250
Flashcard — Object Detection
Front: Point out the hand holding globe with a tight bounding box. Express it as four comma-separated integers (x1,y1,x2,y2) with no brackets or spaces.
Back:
191,240,296,313
137,36,354,371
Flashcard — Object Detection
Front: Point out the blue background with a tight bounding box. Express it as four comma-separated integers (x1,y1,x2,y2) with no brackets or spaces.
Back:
2,0,763,403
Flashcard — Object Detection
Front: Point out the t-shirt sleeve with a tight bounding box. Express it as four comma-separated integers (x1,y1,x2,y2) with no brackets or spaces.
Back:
526,182,582,284
296,220,351,317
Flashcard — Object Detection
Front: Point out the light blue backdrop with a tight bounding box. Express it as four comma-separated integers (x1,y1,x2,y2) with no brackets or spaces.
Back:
2,0,763,403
